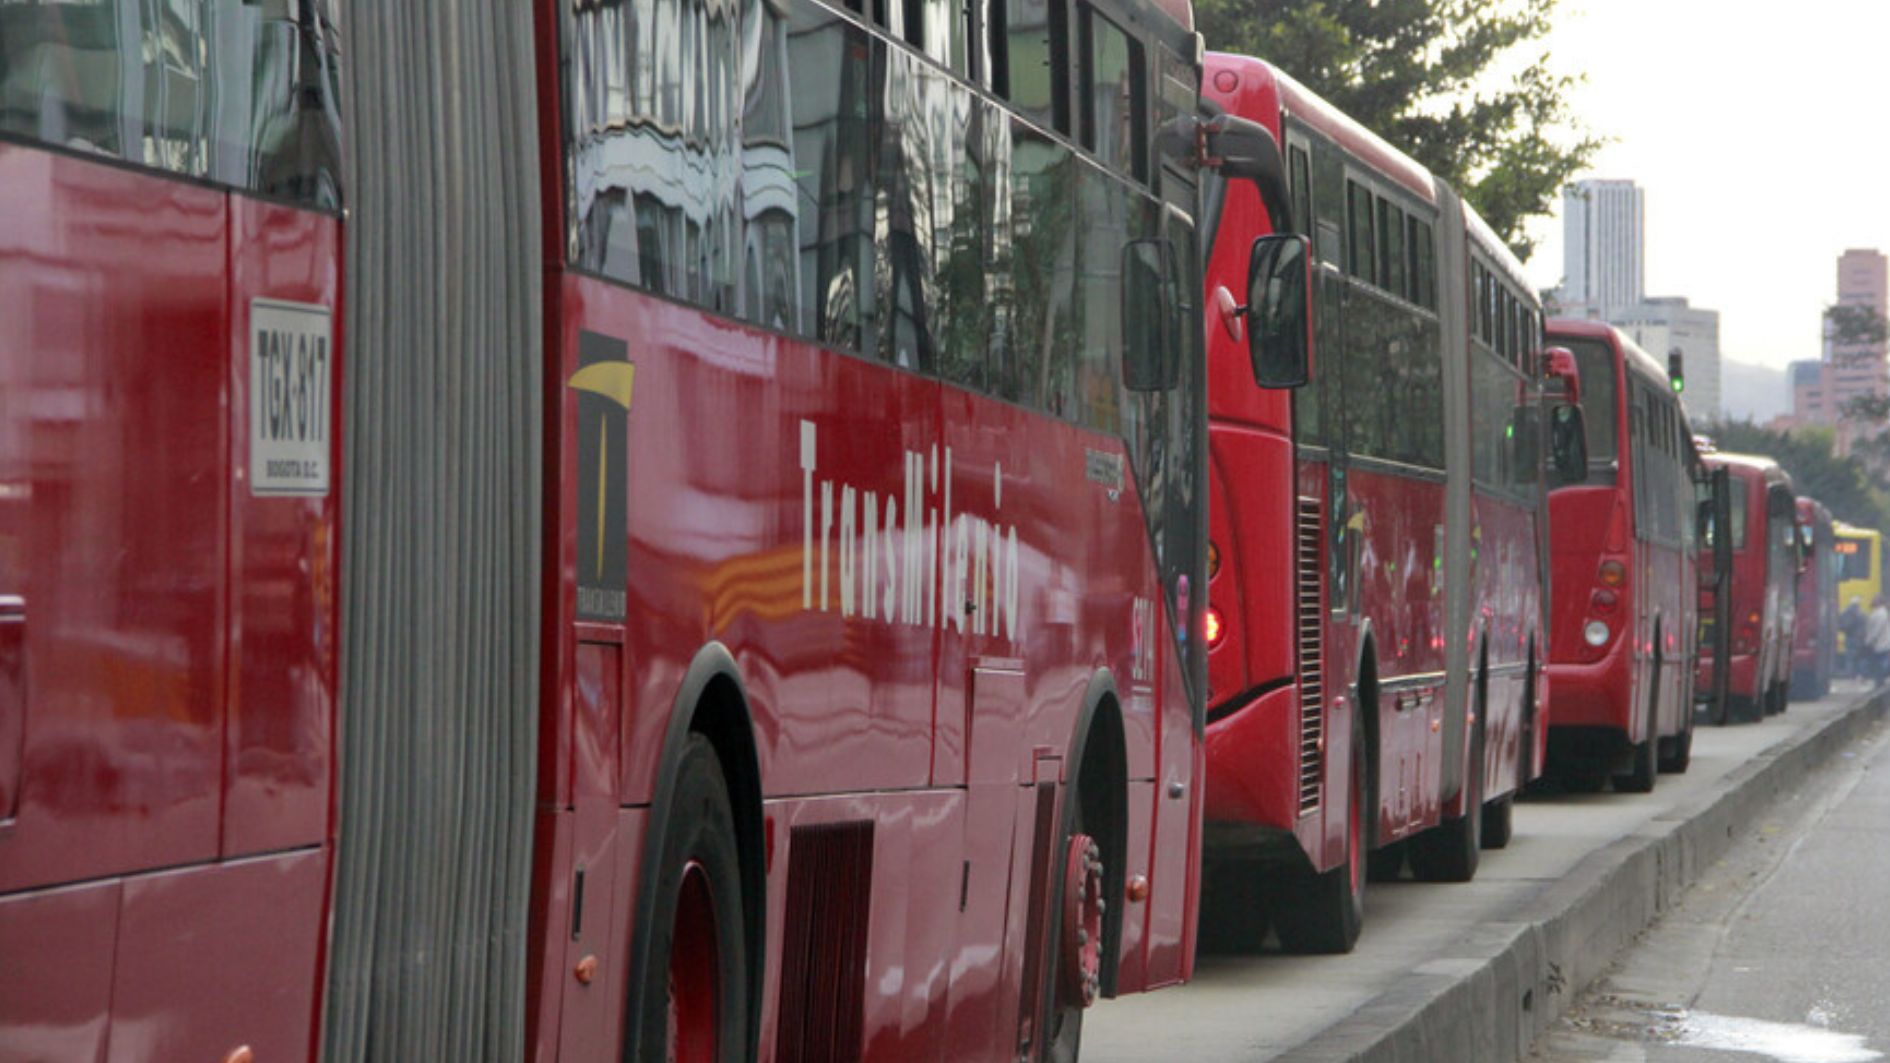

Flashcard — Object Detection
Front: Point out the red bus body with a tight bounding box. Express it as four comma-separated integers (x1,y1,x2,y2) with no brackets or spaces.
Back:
0,11,344,1059
3,0,1208,1058
1791,497,1837,700
1542,320,1698,787
1696,453,1797,719
526,0,1211,1057
1200,54,1548,943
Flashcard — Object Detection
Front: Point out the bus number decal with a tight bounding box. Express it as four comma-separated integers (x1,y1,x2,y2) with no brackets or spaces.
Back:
250,299,332,497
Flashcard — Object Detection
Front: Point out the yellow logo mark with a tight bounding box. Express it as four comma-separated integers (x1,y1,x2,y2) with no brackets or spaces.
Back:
569,362,636,578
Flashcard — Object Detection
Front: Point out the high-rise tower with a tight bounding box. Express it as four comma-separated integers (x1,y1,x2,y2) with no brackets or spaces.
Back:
1562,179,1645,316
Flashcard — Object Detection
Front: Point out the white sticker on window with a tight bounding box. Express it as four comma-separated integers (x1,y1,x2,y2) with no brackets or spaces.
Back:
250,298,333,497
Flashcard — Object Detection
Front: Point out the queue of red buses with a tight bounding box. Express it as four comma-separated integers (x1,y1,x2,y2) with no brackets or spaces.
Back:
1696,452,1799,723
1194,54,1585,953
1791,497,1838,700
1541,320,1699,792
0,0,1275,1059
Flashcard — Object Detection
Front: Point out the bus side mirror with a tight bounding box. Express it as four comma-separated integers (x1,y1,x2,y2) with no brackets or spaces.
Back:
1122,238,1180,391
1246,233,1312,389
1550,403,1587,486
1543,346,1581,404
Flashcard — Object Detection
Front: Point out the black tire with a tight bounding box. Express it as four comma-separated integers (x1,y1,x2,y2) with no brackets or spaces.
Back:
1613,736,1657,793
1041,751,1113,1062
1366,842,1406,883
1657,718,1693,774
1197,860,1269,954
1274,716,1367,955
1409,719,1484,883
1480,794,1514,850
630,734,748,1063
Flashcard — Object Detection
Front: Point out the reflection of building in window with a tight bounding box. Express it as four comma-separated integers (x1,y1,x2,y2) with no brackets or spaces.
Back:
0,0,342,207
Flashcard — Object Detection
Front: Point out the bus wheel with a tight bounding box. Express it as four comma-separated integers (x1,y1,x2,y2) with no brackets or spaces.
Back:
1041,795,1103,1061
1198,860,1269,953
1613,736,1657,793
634,735,747,1063
1275,718,1366,954
1480,794,1513,850
1410,718,1483,883
1658,720,1692,774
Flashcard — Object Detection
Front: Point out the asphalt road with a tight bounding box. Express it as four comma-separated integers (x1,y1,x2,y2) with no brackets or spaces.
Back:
1532,689,1890,1063
1082,684,1872,1063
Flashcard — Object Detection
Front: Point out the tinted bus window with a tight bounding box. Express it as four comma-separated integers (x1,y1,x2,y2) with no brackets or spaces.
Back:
1562,339,1619,484
1728,476,1749,552
1000,0,1066,132
1408,216,1434,309
1377,199,1405,297
0,0,343,208
1082,9,1144,182
1347,181,1374,280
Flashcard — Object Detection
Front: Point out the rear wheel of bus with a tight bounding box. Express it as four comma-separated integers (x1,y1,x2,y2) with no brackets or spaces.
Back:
1274,713,1367,955
632,735,749,1063
1409,715,1483,883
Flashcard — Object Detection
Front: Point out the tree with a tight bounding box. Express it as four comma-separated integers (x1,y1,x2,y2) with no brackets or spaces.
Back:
1194,0,1601,260
1825,303,1890,423
1713,420,1890,533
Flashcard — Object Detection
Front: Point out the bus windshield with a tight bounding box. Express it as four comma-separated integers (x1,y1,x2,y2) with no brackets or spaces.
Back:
1839,538,1873,581
1564,339,1618,484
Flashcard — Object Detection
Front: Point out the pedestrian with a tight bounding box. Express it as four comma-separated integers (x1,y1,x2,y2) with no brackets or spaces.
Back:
1865,596,1890,689
1840,597,1867,678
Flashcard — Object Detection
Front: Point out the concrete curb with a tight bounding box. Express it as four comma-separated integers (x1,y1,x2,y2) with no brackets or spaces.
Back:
1277,689,1890,1062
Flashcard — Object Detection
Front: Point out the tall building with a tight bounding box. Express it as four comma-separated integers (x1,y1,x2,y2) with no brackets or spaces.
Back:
1789,359,1829,425
1562,179,1645,316
1613,297,1721,424
1823,249,1889,421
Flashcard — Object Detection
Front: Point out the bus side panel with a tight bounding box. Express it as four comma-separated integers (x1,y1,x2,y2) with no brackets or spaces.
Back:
1348,467,1448,841
108,849,326,1062
0,880,120,1063
0,147,230,892
555,276,943,808
1470,492,1540,800
221,198,342,857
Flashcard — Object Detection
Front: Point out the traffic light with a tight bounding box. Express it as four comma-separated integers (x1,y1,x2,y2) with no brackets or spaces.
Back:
1668,348,1685,394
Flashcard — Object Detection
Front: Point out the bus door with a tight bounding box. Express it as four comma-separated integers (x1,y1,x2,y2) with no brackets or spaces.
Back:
1699,466,1734,724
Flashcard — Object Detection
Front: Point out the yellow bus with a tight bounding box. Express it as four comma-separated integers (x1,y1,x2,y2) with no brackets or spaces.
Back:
1834,521,1882,622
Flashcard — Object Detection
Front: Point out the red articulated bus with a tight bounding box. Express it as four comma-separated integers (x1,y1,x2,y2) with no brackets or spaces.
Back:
3,0,1232,1060
0,7,343,1060
1195,53,1581,953
1791,496,1837,700
1541,320,1700,792
1696,452,1798,723
536,0,1221,1055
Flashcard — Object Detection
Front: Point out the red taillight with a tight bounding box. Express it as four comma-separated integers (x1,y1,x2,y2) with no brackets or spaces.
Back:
1598,559,1627,587
1205,608,1225,647
1208,540,1221,581
1591,588,1619,614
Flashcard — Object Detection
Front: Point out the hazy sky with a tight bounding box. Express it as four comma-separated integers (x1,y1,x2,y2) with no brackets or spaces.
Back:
1517,0,1890,371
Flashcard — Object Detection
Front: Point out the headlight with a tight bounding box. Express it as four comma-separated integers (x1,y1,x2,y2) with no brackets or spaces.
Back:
1583,620,1610,647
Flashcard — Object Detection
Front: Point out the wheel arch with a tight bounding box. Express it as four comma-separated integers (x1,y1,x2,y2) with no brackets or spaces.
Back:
625,641,765,1061
1067,669,1130,999
1351,625,1381,846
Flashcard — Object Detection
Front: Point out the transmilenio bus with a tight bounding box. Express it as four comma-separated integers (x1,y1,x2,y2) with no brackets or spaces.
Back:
1791,496,1837,700
1697,452,1797,722
0,0,1258,1059
1541,320,1699,792
1194,53,1585,954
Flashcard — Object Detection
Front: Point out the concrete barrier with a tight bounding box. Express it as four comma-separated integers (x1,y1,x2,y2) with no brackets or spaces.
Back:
1281,689,1890,1063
